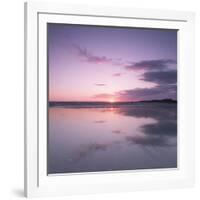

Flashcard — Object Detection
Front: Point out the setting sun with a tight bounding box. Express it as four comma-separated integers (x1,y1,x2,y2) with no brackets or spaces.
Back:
109,99,115,103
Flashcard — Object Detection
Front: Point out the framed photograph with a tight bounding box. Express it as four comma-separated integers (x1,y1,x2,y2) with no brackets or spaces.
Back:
24,2,195,197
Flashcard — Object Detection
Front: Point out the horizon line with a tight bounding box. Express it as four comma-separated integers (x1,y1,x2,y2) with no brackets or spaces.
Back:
49,99,177,103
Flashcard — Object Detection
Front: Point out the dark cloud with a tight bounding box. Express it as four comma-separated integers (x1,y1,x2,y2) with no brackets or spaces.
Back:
73,44,112,64
140,70,177,84
122,60,177,100
126,59,176,71
94,83,107,86
117,84,177,101
93,84,177,101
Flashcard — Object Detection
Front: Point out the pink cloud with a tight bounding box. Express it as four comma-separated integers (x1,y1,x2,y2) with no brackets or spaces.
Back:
112,73,123,77
94,83,107,86
73,44,112,64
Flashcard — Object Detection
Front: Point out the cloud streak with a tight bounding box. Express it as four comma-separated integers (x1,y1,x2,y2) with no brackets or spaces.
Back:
112,130,126,135
93,120,107,123
93,84,177,101
74,44,112,64
94,83,107,86
126,59,176,71
74,44,176,73
112,73,123,77
122,85,176,101
118,85,176,101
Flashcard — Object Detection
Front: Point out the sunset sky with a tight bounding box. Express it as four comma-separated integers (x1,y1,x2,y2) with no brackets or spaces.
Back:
48,23,177,102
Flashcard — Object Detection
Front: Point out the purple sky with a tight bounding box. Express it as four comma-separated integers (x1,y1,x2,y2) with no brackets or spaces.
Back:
48,23,177,102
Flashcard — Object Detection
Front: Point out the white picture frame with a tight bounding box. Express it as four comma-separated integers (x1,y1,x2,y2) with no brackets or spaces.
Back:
24,1,195,197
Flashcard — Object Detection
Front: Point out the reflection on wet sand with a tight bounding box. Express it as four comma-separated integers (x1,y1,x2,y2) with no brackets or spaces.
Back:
115,104,177,147
48,103,177,174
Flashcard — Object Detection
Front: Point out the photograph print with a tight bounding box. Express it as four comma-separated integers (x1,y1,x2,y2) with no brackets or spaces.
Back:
47,23,177,174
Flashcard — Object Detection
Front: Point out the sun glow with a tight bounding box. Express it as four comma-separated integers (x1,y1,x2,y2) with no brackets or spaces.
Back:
109,99,115,103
